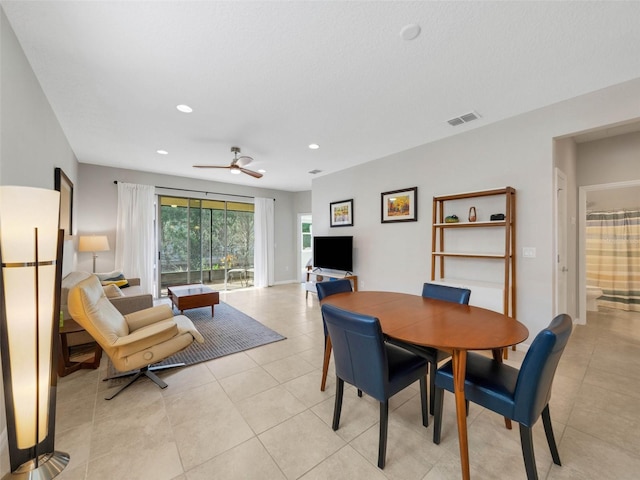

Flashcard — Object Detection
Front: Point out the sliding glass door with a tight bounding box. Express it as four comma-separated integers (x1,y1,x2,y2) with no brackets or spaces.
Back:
158,196,254,295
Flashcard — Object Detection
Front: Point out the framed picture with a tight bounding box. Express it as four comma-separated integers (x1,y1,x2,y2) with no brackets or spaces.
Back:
381,187,418,223
330,199,354,227
54,167,73,237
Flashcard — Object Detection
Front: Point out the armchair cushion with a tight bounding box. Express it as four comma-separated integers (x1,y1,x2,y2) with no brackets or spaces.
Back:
125,304,175,331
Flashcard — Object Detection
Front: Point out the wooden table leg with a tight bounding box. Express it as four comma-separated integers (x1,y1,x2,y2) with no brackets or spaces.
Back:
452,349,470,480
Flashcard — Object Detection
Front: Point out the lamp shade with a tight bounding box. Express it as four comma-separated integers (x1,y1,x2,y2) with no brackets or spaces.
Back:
78,235,109,252
0,185,69,477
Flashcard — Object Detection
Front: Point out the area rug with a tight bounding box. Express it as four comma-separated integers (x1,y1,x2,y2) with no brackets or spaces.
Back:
107,302,285,377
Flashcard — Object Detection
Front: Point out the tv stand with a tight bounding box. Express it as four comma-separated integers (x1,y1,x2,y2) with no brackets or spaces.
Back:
305,266,358,299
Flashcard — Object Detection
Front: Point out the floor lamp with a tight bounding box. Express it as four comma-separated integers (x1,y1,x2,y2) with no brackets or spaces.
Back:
78,235,110,273
0,186,69,479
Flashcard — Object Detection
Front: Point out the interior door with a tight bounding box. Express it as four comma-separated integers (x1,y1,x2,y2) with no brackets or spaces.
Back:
555,168,568,315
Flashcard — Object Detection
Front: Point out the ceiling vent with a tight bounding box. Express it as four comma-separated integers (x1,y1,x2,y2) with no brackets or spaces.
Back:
308,169,323,175
447,111,480,127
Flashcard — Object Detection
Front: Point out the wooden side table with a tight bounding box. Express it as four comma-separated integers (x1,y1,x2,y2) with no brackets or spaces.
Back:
58,319,102,377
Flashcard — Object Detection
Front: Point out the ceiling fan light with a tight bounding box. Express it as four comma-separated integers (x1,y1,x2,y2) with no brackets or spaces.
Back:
230,168,241,175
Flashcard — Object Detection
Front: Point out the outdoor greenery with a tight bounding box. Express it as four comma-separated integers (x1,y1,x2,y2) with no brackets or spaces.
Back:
160,198,254,282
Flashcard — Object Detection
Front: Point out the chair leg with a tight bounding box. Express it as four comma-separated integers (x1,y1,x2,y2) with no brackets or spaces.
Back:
104,365,171,400
144,369,168,389
519,424,539,480
321,335,332,391
542,405,561,466
332,377,344,430
357,389,362,397
429,360,437,415
432,386,444,444
378,401,389,469
420,376,428,427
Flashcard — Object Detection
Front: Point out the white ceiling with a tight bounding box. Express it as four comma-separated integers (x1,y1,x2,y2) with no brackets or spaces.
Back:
4,1,640,192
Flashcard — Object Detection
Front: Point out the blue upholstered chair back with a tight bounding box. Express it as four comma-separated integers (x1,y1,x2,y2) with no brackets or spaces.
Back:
316,279,353,301
422,283,471,305
321,304,389,401
513,314,572,426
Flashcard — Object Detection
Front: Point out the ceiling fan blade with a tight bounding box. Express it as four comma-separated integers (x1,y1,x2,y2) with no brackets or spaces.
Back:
240,167,263,178
193,165,231,169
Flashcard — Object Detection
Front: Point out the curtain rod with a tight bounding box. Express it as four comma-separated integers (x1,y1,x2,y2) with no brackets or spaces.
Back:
113,181,275,201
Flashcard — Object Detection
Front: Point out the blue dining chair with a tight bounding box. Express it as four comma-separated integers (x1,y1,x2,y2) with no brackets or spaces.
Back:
432,314,573,480
316,279,353,391
321,303,428,469
387,282,471,417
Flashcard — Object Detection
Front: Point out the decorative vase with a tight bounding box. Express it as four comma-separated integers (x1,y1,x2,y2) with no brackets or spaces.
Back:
468,207,477,222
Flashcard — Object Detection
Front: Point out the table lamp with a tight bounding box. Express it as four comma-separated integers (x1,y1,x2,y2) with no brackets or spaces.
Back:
0,185,69,479
78,235,110,273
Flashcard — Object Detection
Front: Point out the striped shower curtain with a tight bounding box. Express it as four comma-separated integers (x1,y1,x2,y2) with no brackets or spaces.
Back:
586,209,640,311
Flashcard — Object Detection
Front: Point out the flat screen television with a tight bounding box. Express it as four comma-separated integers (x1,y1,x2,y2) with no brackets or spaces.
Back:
313,236,353,272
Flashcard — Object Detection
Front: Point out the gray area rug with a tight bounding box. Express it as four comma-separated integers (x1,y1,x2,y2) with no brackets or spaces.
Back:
107,302,285,377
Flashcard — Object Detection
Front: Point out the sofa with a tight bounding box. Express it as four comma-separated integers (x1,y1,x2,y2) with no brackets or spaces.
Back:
60,271,153,346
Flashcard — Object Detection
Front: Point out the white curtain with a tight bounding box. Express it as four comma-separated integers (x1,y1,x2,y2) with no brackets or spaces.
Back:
115,182,155,294
254,197,275,287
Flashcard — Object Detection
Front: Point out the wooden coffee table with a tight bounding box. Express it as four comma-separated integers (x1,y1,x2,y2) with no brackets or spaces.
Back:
167,284,220,316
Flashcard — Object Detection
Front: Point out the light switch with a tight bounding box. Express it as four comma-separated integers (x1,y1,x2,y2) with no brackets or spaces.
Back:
522,247,536,258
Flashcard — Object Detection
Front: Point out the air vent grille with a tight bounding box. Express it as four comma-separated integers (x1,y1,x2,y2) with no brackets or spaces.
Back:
308,169,323,175
447,111,480,127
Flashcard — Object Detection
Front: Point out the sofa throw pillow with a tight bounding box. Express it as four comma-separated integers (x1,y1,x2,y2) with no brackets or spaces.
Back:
100,272,130,288
103,284,125,298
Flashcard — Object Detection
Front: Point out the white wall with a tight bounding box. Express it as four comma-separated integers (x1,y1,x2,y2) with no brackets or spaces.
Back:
313,78,640,340
1,8,79,276
0,8,79,476
77,163,306,285
578,131,640,187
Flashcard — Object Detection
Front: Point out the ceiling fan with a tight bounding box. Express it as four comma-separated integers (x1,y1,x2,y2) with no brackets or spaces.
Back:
193,146,263,178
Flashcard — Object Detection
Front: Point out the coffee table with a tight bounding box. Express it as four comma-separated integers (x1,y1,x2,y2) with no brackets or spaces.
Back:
167,284,220,316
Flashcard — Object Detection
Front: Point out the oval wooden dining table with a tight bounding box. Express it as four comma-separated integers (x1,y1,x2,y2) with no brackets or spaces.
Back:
321,291,529,480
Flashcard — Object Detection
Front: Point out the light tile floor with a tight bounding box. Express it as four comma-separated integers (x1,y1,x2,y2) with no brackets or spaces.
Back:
53,284,640,479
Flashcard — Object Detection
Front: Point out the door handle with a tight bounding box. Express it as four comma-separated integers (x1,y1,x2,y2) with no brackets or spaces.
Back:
561,266,568,272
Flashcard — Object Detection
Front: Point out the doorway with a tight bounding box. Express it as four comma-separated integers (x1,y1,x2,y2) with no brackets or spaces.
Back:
578,180,640,323
298,214,312,282
157,196,255,296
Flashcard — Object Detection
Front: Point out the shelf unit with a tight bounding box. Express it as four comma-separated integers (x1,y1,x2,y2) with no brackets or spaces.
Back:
431,187,516,320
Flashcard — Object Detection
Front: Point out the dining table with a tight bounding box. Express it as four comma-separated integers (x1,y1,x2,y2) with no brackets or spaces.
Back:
321,291,529,480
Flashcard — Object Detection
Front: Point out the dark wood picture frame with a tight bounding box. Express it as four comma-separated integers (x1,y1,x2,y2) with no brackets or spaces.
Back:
54,167,73,237
330,199,354,227
381,187,418,223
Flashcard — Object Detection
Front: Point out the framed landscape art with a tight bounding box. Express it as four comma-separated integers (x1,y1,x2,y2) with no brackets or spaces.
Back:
54,167,73,237
381,187,417,223
330,199,354,227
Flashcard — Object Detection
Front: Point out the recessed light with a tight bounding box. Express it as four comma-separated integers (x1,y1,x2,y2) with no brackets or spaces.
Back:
156,149,168,155
176,104,193,113
308,144,320,150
